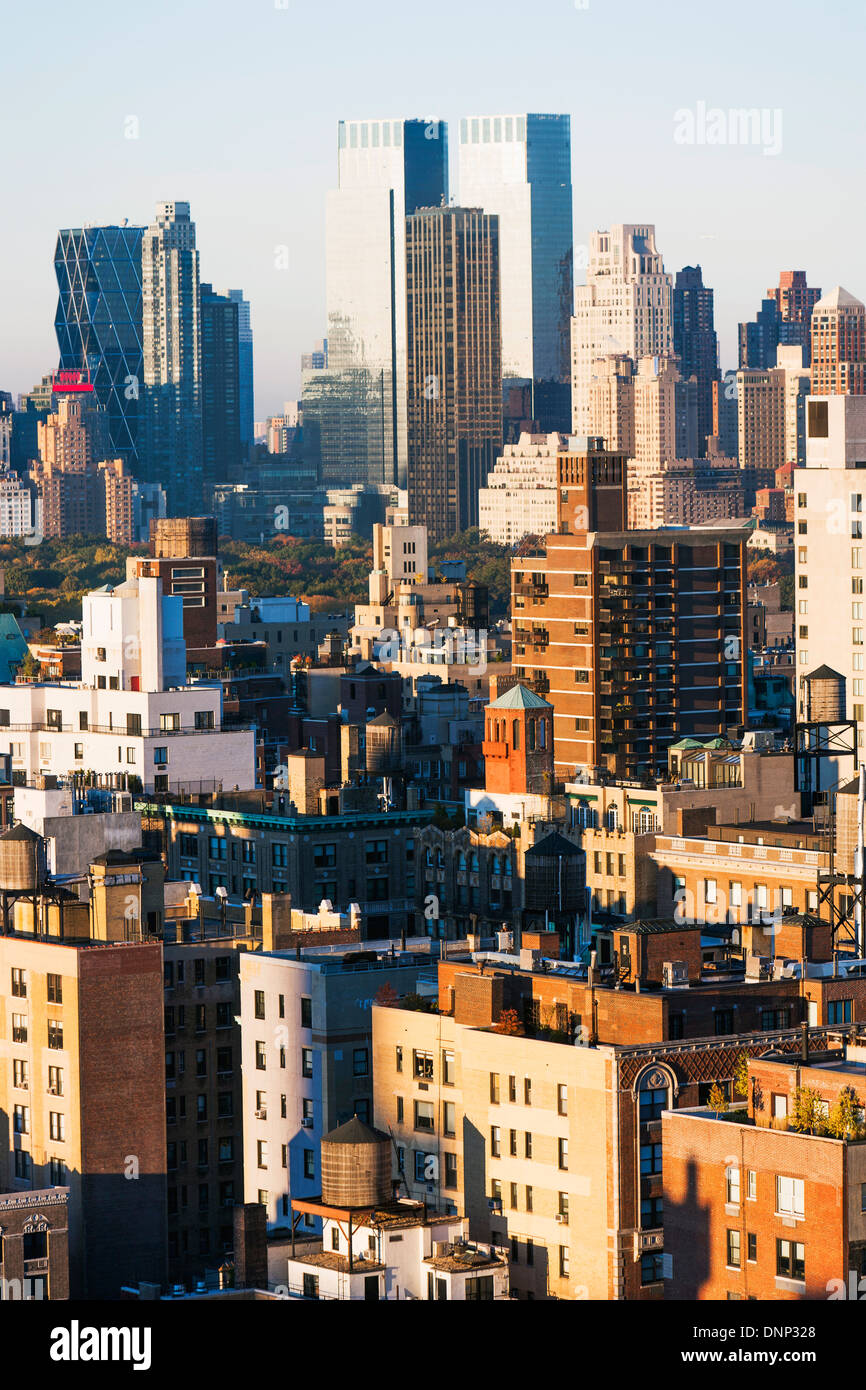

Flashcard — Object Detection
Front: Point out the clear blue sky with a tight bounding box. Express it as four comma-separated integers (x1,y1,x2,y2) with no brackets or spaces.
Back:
1,0,862,418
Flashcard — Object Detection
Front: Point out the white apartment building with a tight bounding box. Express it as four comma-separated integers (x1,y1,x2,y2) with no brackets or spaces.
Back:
478,433,560,545
0,575,257,792
795,394,866,746
0,474,39,539
238,945,427,1233
571,225,673,435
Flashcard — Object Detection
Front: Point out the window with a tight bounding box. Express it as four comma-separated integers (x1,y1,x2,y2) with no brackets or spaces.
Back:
558,1137,569,1171
524,1077,532,1106
194,710,215,730
50,1158,67,1186
313,843,337,868
559,1246,570,1279
415,1101,435,1132
640,1143,662,1175
255,1041,267,1070
444,1153,458,1189
13,1104,29,1134
160,712,180,732
254,990,266,1020
272,843,288,868
47,1021,63,1050
489,1072,500,1103
829,999,853,1025
442,1050,455,1085
301,996,312,1029
776,1176,805,1219
557,1084,568,1116
747,1233,757,1263
525,1186,533,1212
776,1239,805,1281
353,1047,369,1076
302,1048,314,1078
726,1166,740,1204
509,1129,518,1156
12,1013,27,1043
395,1045,403,1073
303,1150,315,1180
490,1126,501,1157
366,839,388,864
413,1050,434,1080
641,1196,663,1228
558,1192,569,1224
524,1132,533,1159
639,1085,668,1122
772,1093,788,1121
11,967,26,997
443,1102,456,1137
49,1111,65,1142
747,1170,757,1201
727,1229,741,1268
641,1252,664,1285
13,1059,28,1089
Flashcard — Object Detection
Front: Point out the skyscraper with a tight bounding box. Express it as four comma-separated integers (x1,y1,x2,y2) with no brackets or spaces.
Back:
458,113,573,435
810,287,866,396
227,289,254,454
739,271,821,371
406,206,502,541
201,284,241,496
571,226,673,436
141,201,202,515
672,265,719,456
54,224,144,467
314,118,449,489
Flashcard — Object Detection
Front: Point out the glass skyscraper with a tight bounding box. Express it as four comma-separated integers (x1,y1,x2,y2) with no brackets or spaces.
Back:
311,117,449,488
227,289,254,454
54,224,144,466
141,201,202,515
201,284,241,496
458,114,573,435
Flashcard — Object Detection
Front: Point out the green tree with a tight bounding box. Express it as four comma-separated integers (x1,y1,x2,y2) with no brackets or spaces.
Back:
790,1086,826,1135
826,1086,866,1140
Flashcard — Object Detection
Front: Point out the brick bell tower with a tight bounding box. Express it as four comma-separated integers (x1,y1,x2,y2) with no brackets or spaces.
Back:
482,684,554,796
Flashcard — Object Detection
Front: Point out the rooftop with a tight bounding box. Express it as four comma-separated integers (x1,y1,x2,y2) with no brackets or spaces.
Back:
487,683,551,712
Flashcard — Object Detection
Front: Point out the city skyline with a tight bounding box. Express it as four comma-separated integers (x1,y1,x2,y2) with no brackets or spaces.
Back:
2,0,865,418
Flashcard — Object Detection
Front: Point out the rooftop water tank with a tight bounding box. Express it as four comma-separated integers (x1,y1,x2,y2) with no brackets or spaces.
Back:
320,1116,392,1208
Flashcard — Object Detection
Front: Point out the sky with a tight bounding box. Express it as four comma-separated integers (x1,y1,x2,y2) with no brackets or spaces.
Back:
1,0,864,419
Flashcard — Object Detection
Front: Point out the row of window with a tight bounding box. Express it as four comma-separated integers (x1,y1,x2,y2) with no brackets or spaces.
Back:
253,1091,315,1125
726,1168,805,1218
167,1093,233,1124
13,1106,65,1140
12,1061,63,1093
11,1151,66,1184
10,968,62,1001
10,1016,63,1048
255,1042,315,1078
727,1230,805,1281
253,991,312,1027
164,958,233,988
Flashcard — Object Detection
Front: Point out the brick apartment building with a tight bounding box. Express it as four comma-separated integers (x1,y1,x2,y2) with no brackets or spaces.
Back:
664,1036,866,1299
511,437,747,782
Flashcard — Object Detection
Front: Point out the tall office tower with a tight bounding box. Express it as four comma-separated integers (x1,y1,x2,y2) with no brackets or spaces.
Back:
225,290,254,455
511,437,746,780
315,118,449,489
810,287,866,396
632,354,698,465
458,113,573,435
32,373,111,537
738,349,814,474
795,395,866,744
200,284,242,498
739,272,821,371
588,354,636,457
571,225,672,435
711,376,739,458
54,224,145,468
405,206,502,541
141,201,202,515
672,265,719,456
767,270,821,366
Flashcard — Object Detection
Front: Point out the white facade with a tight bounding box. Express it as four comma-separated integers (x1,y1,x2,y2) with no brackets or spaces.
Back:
0,576,257,792
571,225,672,435
284,1210,509,1301
478,433,560,544
795,394,866,745
0,474,39,539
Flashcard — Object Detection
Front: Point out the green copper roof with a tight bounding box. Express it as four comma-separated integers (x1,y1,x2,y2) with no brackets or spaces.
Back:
487,683,551,711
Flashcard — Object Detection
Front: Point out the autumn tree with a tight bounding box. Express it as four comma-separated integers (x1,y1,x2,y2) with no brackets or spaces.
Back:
707,1083,728,1117
492,1008,524,1036
826,1086,866,1140
373,982,400,1008
790,1086,826,1135
733,1052,750,1101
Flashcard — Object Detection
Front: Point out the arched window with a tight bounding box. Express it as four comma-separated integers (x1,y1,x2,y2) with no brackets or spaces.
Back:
512,719,520,751
469,851,479,874
425,847,433,867
538,718,546,749
457,851,467,872
638,1070,670,1126
491,854,500,876
607,805,619,831
527,718,536,752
